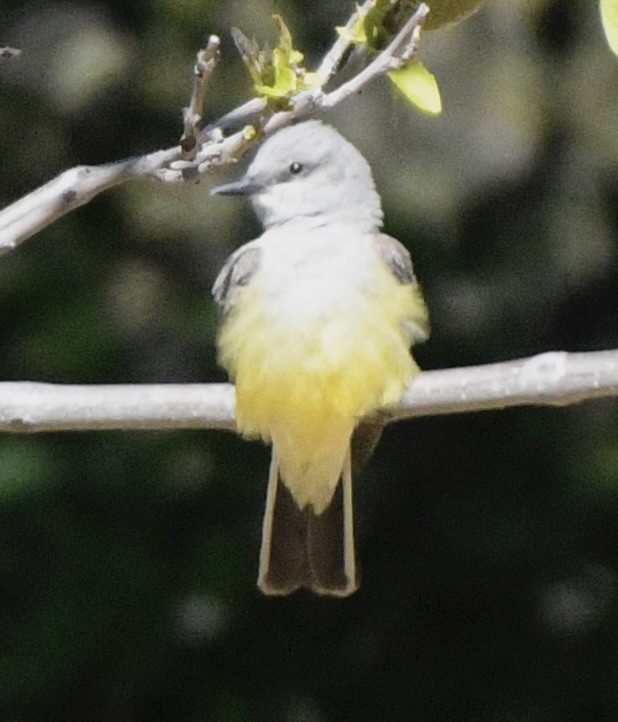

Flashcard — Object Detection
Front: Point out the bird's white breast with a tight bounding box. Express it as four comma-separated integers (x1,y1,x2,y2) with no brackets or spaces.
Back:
256,222,377,323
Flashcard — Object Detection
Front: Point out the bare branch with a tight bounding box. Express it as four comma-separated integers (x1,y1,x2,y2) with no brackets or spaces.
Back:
0,47,21,61
0,383,237,433
391,350,618,421
0,3,429,254
204,97,266,132
0,150,179,255
1,350,616,434
180,36,221,160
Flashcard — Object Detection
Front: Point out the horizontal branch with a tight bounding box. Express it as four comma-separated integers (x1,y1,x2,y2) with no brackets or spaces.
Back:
0,382,236,433
0,350,616,434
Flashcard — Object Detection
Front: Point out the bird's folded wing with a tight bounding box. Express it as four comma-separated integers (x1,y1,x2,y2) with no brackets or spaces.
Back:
212,242,262,316
373,233,430,342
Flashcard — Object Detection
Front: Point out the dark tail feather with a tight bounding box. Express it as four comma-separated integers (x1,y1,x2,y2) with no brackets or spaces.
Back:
351,420,385,475
306,478,359,595
258,448,359,596
258,468,307,595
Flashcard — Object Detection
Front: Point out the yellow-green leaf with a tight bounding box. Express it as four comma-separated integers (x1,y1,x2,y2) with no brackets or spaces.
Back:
288,49,304,65
388,62,443,115
273,14,293,52
231,27,264,84
243,125,257,141
256,57,297,98
363,0,393,50
600,0,618,56
239,13,319,102
336,13,368,46
300,71,320,90
274,64,297,95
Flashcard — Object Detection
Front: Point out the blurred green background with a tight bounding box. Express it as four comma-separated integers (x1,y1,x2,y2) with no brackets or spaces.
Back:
1,1,617,720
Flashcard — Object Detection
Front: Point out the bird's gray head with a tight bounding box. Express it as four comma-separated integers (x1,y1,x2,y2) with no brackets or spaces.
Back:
211,121,383,232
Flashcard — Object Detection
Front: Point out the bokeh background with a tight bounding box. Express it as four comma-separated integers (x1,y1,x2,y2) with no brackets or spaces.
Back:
1,1,617,720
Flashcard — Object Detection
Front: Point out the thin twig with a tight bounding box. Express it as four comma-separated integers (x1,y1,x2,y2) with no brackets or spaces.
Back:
204,97,266,132
0,350,616,434
180,36,221,160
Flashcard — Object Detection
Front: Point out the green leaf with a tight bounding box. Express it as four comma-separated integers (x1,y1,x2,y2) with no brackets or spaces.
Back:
236,14,319,102
336,5,368,46
256,52,297,97
231,27,264,85
301,71,320,89
273,14,291,49
336,1,391,50
388,61,443,115
336,22,366,45
364,0,393,49
600,0,618,56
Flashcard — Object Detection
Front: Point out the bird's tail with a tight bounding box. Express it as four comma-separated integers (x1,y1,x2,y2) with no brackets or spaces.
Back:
258,446,358,596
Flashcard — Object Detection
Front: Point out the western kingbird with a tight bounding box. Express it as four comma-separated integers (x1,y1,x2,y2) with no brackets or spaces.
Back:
211,120,429,596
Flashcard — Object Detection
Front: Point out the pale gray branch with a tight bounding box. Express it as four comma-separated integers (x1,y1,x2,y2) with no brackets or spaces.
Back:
0,3,429,254
391,350,618,420
0,149,187,255
1,350,616,434
180,36,221,160
0,46,21,61
0,382,237,433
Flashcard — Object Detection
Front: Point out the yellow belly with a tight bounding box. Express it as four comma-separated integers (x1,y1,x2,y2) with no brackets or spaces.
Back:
217,261,425,513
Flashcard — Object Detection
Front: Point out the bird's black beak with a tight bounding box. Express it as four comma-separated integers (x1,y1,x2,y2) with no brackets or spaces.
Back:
210,177,262,196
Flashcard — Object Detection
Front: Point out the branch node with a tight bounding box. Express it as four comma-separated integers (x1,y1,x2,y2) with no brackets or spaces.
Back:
0,46,21,61
61,189,78,206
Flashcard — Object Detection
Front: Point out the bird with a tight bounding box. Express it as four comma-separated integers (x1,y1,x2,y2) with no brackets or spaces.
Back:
211,120,429,596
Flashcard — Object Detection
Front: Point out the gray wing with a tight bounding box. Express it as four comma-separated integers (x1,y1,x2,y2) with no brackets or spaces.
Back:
374,233,418,284
212,242,262,316
374,233,430,343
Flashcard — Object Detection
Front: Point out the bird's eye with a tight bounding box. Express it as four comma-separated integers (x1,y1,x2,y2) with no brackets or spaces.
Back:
289,161,304,175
